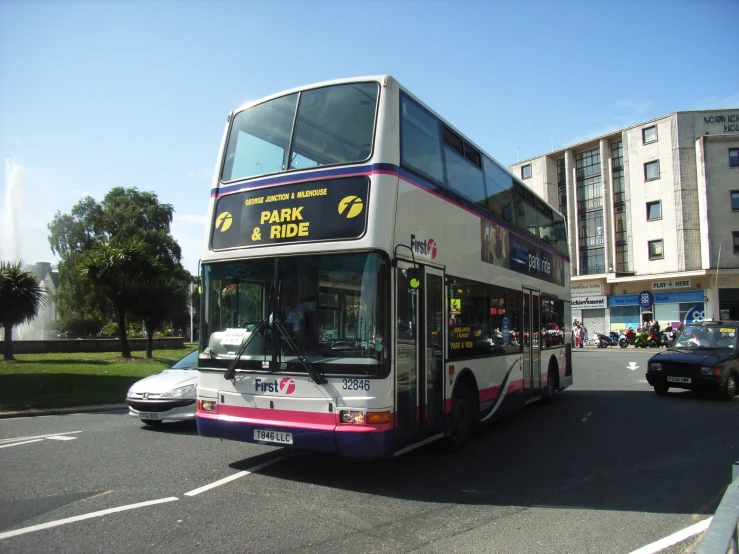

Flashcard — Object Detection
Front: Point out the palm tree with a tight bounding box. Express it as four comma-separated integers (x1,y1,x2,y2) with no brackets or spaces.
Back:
0,261,49,361
80,239,161,358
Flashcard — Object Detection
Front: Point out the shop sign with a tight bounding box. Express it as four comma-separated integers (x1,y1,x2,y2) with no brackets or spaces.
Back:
571,295,606,309
652,279,690,290
715,278,730,286
639,291,655,309
571,282,602,297
608,290,705,307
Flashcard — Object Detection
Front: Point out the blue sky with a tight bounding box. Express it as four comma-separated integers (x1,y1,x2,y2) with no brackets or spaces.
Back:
2,0,737,275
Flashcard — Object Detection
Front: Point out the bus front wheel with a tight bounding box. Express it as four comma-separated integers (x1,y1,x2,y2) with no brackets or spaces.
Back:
444,382,473,451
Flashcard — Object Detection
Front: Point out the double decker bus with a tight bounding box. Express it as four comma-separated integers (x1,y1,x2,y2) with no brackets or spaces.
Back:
196,75,572,459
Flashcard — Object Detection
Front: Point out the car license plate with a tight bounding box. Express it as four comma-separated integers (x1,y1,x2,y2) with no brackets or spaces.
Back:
253,429,293,445
667,376,691,384
139,412,159,420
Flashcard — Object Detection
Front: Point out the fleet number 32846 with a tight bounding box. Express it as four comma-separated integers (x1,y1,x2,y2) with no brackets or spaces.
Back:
342,379,371,391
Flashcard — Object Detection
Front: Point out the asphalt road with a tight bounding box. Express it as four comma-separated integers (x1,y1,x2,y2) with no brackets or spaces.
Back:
1,348,737,554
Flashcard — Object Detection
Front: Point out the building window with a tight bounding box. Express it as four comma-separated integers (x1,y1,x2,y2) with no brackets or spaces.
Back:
576,148,602,211
648,239,664,260
643,126,658,144
611,141,625,204
644,160,660,181
647,201,662,221
579,247,605,275
731,191,739,211
578,210,604,248
731,148,739,168
556,158,567,218
734,232,739,254
521,164,532,179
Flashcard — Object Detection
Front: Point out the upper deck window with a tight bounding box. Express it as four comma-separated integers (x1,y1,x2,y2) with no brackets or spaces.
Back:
221,82,379,182
400,94,445,184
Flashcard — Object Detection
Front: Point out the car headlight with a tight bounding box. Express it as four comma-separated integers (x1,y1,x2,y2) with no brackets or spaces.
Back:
650,362,662,371
161,384,195,399
701,365,722,376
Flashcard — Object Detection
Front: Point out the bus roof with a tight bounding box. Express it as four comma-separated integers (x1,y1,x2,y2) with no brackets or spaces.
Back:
229,75,562,220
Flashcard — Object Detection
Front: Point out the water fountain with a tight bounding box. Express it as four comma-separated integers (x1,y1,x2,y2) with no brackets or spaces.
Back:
2,158,21,262
1,160,55,340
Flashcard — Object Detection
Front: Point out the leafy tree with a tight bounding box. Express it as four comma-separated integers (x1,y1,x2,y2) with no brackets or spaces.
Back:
0,261,49,361
79,238,161,358
129,272,190,358
48,187,185,357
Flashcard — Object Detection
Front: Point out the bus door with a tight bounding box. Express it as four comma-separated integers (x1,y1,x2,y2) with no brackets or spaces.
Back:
395,263,446,450
522,288,541,396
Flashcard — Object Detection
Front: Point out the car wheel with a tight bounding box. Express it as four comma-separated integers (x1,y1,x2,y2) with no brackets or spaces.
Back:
654,384,669,395
141,419,163,426
721,372,737,401
444,382,473,451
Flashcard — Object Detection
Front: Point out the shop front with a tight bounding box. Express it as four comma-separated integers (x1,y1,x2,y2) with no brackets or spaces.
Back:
571,295,606,337
608,290,706,333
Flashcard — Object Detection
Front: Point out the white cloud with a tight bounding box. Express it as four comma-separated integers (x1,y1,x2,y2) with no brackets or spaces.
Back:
616,99,653,112
187,168,213,180
71,189,101,199
175,213,208,225
683,93,739,111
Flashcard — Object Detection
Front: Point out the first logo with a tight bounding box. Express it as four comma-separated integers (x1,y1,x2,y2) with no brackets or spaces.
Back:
216,212,233,232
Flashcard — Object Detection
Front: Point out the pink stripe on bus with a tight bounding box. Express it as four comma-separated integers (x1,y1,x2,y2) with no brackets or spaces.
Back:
209,405,394,433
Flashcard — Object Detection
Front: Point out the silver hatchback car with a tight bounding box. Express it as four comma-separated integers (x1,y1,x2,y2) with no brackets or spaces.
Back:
126,350,198,426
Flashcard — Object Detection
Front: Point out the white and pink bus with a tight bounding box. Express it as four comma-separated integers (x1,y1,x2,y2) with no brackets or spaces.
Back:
196,76,572,459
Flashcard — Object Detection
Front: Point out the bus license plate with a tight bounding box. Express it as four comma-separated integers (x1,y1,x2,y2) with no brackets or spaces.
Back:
139,412,159,420
667,376,691,383
253,429,293,444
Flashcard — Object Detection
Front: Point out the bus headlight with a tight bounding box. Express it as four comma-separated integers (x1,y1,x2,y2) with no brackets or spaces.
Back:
340,410,364,424
197,399,217,412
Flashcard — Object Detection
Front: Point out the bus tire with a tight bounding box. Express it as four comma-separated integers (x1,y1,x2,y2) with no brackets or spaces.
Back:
542,360,558,404
444,382,473,451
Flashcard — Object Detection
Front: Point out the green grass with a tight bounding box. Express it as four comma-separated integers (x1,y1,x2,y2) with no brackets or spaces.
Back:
0,348,195,411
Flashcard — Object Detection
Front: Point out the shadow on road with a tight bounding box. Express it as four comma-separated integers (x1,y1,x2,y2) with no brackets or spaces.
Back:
231,389,738,516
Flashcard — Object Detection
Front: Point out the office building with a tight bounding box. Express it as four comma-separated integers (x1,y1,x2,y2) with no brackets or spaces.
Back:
509,109,739,333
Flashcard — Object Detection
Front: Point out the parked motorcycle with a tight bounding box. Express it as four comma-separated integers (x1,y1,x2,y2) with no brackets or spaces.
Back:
634,330,650,348
647,331,661,347
619,327,636,348
594,332,616,348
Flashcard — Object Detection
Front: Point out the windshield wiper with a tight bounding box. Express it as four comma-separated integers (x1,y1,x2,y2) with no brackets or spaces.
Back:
223,320,269,381
272,316,326,385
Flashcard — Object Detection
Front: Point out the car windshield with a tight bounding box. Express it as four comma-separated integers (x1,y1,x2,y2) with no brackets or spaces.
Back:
171,350,199,369
673,325,738,349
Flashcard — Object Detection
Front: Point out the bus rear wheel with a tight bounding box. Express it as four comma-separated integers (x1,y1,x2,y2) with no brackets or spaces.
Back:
444,382,473,451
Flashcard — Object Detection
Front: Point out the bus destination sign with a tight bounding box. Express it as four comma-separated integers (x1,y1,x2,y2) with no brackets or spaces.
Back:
211,176,369,249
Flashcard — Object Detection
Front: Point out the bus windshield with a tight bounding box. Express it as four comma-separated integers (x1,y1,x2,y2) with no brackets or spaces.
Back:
200,252,391,377
221,81,379,182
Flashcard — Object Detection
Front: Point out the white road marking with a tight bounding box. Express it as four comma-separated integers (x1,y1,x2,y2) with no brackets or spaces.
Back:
0,431,82,444
184,457,286,497
629,517,712,554
45,436,77,441
0,497,179,541
628,362,639,371
0,439,44,449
